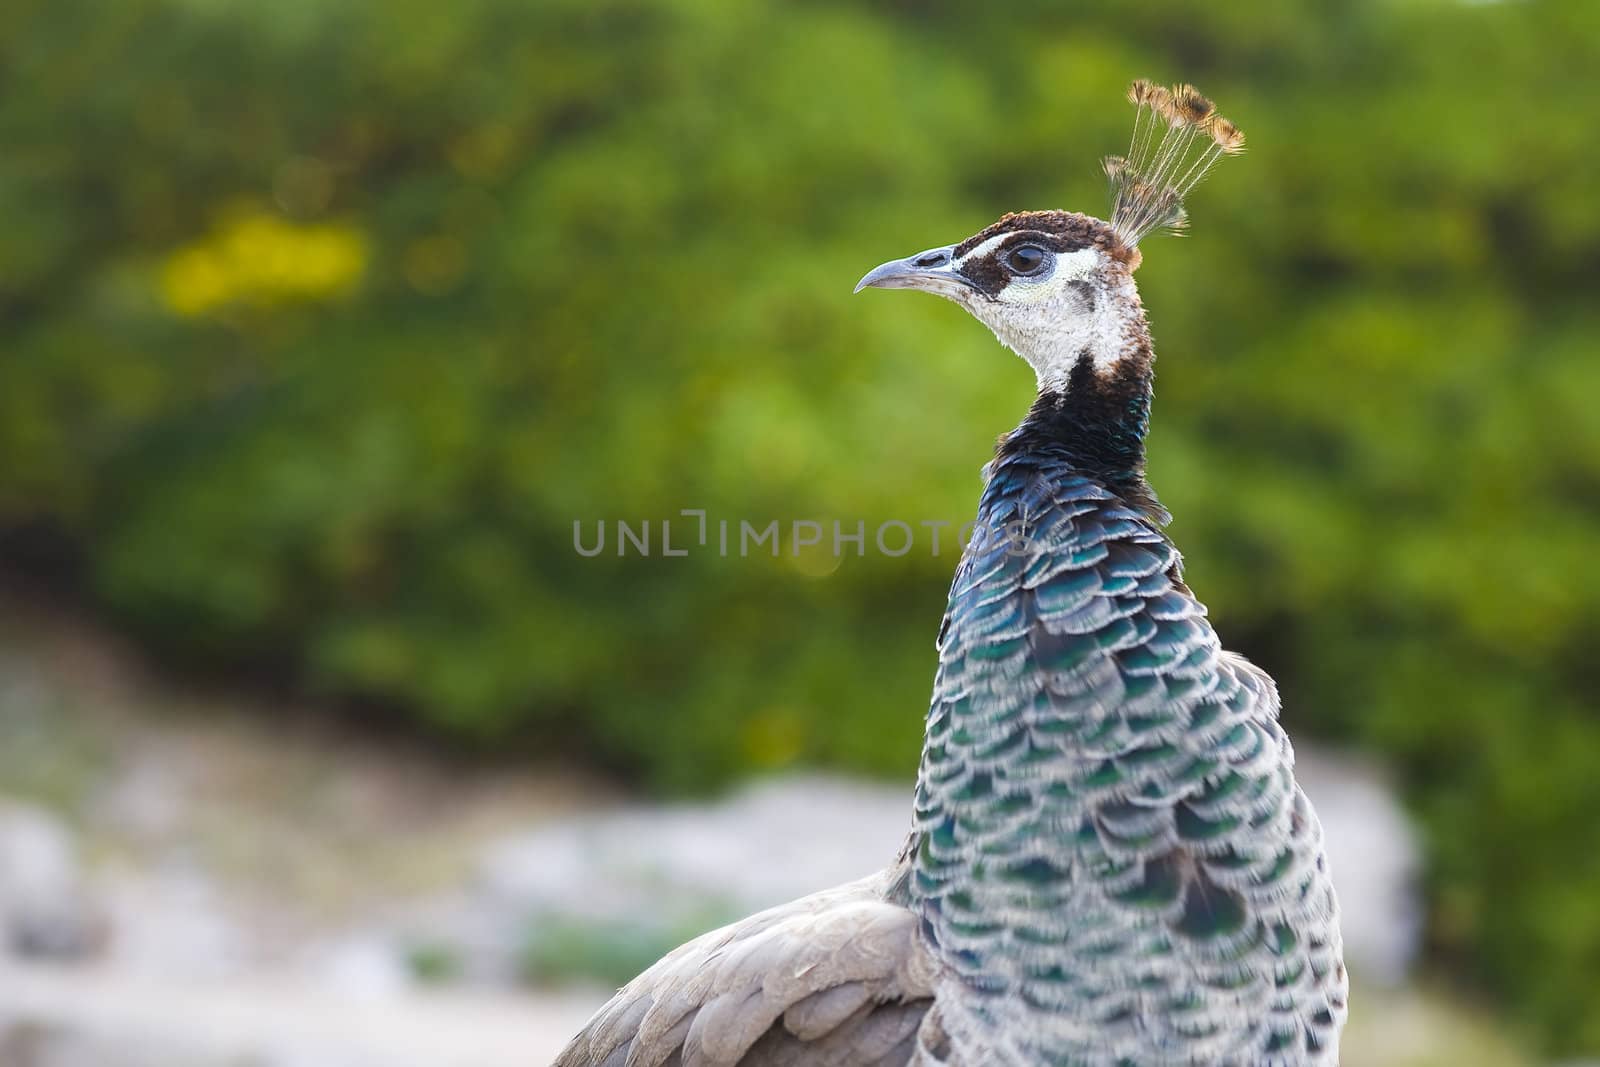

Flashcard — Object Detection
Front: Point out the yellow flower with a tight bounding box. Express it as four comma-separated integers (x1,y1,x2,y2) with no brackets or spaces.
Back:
160,208,367,316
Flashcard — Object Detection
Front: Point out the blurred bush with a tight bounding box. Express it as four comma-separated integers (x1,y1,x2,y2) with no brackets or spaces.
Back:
2,0,1599,1051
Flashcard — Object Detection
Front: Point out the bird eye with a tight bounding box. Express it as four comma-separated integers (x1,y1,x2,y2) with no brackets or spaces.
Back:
1004,244,1049,276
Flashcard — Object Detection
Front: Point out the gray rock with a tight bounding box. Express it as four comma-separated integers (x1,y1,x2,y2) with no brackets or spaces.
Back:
98,860,247,979
0,804,102,961
1296,749,1423,986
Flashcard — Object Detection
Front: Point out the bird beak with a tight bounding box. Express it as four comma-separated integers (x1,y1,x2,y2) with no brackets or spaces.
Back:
853,244,973,297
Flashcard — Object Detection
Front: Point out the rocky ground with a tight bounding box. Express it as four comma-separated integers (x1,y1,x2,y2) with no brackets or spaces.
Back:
0,587,1533,1066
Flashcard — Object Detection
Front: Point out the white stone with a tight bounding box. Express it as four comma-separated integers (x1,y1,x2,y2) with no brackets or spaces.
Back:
0,802,101,960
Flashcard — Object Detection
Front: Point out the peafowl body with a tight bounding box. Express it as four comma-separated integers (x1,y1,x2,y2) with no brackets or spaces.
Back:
556,82,1346,1067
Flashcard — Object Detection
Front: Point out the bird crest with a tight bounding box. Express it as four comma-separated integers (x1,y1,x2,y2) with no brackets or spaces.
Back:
1104,80,1245,247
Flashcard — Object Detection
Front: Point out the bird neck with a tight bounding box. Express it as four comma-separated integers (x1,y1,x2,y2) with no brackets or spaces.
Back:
994,332,1164,523
904,453,1193,1051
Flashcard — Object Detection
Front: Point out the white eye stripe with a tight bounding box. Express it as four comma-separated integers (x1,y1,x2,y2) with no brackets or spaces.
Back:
954,232,1012,264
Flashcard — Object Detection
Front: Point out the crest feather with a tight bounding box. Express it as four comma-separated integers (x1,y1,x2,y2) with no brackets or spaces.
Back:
1106,80,1244,246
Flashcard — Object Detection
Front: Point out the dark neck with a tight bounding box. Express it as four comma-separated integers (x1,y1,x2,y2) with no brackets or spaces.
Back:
994,350,1166,523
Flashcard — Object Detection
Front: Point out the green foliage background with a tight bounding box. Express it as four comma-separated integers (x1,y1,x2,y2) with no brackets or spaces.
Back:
3,0,1599,1051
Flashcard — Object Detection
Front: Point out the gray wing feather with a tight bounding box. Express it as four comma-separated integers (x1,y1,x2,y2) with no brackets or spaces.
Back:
782,984,873,1039
554,871,940,1067
745,998,928,1066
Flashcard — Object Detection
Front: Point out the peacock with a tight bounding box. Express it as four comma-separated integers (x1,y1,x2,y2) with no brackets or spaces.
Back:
555,80,1347,1067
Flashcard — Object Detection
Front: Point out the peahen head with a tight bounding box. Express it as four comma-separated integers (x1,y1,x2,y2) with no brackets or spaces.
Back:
856,81,1244,397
